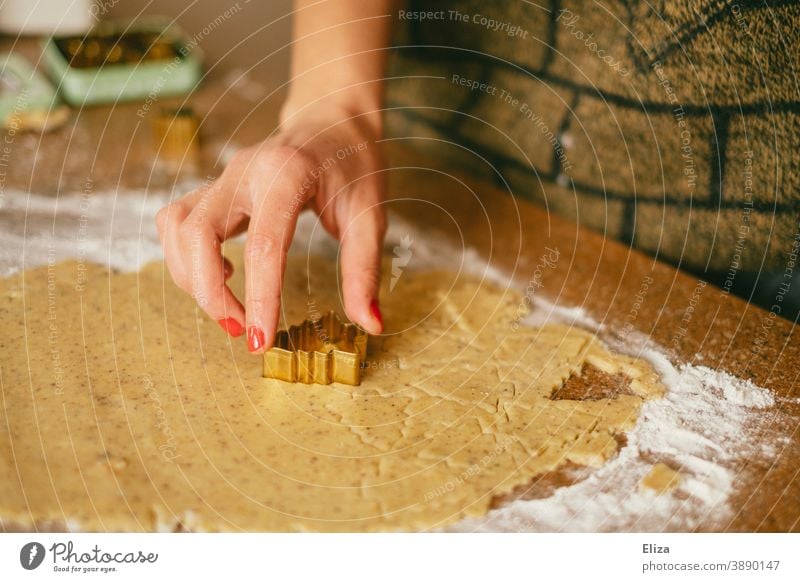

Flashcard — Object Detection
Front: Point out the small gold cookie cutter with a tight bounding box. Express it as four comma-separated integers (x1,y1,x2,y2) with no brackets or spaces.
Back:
262,311,367,385
152,106,200,167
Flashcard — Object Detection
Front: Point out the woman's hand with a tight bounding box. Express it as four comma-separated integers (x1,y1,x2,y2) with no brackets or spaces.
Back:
157,0,394,352
155,107,386,353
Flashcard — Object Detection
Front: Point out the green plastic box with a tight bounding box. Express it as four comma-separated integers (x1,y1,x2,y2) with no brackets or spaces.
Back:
0,53,60,120
41,17,203,107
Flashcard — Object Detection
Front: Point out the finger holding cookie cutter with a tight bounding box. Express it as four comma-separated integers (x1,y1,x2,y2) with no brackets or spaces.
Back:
262,311,367,385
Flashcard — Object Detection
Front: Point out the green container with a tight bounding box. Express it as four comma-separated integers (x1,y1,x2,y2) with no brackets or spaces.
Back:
0,53,60,120
41,17,203,107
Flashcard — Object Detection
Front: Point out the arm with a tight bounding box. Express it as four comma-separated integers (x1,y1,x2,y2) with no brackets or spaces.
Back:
282,0,393,132
156,0,396,353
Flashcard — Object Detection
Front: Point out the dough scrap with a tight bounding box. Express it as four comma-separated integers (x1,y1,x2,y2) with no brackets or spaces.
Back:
0,251,663,531
640,463,682,494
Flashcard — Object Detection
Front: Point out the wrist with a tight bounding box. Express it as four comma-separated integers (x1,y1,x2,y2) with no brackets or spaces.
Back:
279,90,383,137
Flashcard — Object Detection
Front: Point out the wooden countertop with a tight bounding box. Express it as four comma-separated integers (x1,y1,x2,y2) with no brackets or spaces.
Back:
2,48,798,532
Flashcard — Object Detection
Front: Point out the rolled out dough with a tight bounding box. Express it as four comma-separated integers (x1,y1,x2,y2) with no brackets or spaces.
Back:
0,250,663,531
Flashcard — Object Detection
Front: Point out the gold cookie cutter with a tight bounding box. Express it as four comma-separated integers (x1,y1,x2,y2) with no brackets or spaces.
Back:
262,311,367,385
152,106,200,167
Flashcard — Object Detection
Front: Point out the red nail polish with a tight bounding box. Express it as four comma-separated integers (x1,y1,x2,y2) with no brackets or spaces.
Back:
217,317,245,337
248,326,266,352
369,299,383,326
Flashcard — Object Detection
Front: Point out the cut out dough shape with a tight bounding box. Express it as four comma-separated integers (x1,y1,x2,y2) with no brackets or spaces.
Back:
640,463,682,494
0,250,663,531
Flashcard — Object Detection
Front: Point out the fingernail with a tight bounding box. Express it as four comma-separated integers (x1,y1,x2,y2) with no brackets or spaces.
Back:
248,326,266,352
369,299,383,326
217,317,245,337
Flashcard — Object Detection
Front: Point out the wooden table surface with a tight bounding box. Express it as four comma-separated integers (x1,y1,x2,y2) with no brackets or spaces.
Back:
2,41,798,532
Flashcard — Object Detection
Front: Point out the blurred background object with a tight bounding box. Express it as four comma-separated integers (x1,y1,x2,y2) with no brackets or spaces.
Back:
0,52,69,131
106,0,292,91
42,17,202,106
152,105,200,171
0,0,94,36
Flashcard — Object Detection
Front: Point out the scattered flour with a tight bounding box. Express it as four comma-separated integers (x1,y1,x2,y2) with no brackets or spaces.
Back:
446,330,776,532
695,366,776,408
0,187,181,276
223,68,270,103
0,191,779,532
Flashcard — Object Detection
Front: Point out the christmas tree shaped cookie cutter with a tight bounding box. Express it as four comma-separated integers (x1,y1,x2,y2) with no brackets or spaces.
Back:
262,311,368,385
